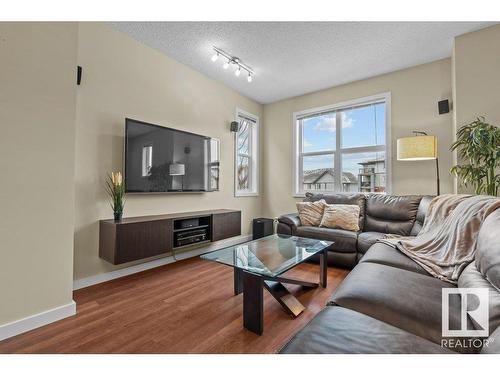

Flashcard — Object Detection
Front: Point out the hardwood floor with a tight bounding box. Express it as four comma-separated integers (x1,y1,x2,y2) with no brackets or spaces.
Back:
0,257,348,353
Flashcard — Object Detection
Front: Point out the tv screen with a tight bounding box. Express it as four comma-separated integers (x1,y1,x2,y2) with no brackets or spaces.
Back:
124,118,220,193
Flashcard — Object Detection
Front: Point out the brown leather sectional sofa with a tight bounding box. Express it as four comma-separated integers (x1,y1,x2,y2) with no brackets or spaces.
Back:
277,193,500,354
277,193,432,269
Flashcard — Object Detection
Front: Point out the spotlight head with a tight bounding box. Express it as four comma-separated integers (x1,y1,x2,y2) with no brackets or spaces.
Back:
223,60,230,69
211,52,219,62
247,74,252,83
235,67,241,77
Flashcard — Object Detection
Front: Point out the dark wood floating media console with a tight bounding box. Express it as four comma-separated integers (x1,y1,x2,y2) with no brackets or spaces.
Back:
99,209,241,265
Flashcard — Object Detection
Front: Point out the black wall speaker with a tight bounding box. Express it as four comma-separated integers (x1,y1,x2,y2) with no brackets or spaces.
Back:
77,66,83,85
438,99,450,115
230,121,240,132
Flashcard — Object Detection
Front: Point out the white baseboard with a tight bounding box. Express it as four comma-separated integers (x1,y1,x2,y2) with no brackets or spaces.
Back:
73,234,253,290
0,301,76,341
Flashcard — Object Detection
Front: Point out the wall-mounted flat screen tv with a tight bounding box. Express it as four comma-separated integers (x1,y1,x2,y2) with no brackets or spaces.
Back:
124,118,220,193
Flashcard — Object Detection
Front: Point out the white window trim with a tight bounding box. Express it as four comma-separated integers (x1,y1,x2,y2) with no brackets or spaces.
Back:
292,92,392,197
235,108,260,197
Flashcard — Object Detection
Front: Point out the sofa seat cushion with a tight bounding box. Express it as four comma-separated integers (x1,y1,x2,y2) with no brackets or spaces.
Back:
279,306,453,354
359,242,428,275
357,231,387,254
329,262,475,353
310,251,357,269
295,226,357,253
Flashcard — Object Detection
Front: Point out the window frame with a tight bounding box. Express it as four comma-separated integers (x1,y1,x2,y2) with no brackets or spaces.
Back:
234,108,260,197
292,92,391,197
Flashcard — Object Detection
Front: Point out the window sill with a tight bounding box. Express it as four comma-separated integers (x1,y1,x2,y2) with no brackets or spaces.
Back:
294,191,388,197
294,190,339,197
235,192,259,197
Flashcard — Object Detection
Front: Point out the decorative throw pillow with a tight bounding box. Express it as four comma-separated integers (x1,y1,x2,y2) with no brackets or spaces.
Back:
320,204,360,232
296,199,326,226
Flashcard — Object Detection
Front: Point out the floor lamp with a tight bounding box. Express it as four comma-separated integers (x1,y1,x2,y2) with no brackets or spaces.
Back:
397,131,440,195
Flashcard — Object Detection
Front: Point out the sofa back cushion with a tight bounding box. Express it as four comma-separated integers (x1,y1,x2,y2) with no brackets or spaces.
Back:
364,194,422,235
475,208,500,291
304,193,366,230
458,262,500,336
410,195,434,236
458,208,500,338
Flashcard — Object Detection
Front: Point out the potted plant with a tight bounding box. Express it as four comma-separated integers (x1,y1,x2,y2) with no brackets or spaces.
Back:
106,171,125,221
450,117,500,196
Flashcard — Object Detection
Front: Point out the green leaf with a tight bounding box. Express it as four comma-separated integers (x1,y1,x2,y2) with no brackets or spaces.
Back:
451,117,500,196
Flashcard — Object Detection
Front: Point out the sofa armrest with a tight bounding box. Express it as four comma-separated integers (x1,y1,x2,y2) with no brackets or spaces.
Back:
278,213,302,228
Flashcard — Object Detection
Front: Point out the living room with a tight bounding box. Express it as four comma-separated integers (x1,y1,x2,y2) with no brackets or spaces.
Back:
1,0,500,372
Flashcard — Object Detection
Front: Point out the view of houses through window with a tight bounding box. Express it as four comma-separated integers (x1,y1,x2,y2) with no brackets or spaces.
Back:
237,119,251,190
296,96,388,195
235,111,259,196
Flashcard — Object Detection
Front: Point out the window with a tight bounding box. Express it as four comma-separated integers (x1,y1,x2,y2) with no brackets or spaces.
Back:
141,144,153,177
208,138,220,191
294,93,390,196
235,109,259,196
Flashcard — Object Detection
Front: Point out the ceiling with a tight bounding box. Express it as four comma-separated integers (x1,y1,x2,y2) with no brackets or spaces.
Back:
110,22,494,104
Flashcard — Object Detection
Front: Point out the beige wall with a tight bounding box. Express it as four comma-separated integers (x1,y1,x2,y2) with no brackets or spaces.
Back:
74,23,263,280
0,23,77,325
262,59,453,218
452,25,500,193
3,22,498,330
453,24,500,126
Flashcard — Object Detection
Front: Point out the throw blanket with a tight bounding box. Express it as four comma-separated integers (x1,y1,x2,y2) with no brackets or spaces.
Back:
379,194,500,284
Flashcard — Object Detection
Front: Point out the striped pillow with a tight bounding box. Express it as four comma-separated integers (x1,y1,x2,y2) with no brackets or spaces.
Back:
320,204,360,231
296,199,326,226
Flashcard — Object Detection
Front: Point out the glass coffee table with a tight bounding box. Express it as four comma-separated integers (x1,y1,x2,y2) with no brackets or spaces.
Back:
201,234,332,335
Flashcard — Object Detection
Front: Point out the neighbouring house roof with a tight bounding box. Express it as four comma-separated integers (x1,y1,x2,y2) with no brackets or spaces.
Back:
358,158,385,166
303,168,358,184
342,171,357,183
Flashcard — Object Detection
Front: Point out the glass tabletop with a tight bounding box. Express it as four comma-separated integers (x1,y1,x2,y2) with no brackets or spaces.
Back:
200,234,332,277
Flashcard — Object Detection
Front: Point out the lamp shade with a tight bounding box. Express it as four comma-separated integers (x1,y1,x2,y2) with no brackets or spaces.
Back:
169,163,185,176
397,135,437,161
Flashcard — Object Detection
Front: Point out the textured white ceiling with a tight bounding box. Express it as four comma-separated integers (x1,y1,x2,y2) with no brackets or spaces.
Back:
110,22,494,104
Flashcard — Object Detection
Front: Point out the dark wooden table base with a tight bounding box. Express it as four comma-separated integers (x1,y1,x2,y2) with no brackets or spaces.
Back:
235,248,328,335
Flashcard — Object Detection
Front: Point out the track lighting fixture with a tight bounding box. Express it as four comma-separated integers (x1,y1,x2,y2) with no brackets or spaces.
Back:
211,46,254,83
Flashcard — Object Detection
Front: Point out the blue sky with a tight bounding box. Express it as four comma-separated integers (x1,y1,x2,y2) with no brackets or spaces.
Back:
302,103,385,175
